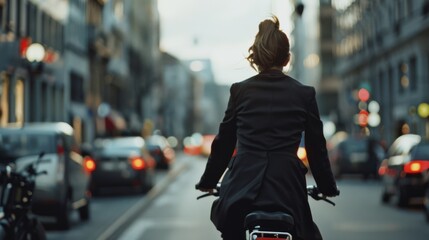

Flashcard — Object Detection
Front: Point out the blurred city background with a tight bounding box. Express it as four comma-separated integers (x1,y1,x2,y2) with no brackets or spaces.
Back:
1,0,429,239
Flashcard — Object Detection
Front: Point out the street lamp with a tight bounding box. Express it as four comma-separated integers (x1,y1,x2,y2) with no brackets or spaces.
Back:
25,43,45,122
25,43,45,62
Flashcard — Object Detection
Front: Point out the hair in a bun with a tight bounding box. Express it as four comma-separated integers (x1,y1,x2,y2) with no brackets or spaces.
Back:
246,16,290,72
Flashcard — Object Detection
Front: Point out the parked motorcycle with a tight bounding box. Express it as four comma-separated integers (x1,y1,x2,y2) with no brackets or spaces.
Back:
0,152,47,240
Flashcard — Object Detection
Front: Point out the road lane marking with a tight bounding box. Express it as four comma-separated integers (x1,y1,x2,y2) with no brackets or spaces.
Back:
333,222,402,232
118,219,205,240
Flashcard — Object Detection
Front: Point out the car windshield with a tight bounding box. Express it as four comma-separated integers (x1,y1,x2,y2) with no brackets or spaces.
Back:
411,143,429,160
0,132,55,161
94,138,144,149
96,146,142,159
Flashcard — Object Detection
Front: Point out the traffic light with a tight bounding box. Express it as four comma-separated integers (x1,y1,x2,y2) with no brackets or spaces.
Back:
358,110,369,127
358,88,370,102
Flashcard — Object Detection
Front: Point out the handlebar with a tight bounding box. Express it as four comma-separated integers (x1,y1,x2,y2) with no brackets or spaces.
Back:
196,184,337,206
196,183,220,200
306,185,336,206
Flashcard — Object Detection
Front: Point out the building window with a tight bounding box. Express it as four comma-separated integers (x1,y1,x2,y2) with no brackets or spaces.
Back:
0,0,5,33
0,72,9,126
14,78,24,124
398,62,408,93
17,0,26,37
26,2,37,40
70,72,84,103
409,56,417,91
56,86,64,120
387,65,393,102
406,0,413,17
114,0,124,20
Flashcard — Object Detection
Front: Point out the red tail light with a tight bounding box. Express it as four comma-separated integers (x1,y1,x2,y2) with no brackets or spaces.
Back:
57,145,65,155
130,157,145,170
84,157,96,172
378,165,387,176
403,160,429,174
297,147,307,161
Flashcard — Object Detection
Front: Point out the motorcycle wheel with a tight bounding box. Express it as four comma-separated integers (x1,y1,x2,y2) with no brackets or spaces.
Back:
29,219,47,240
20,218,46,240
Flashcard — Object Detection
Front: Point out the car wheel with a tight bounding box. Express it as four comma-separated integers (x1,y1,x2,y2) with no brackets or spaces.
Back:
79,197,90,221
381,190,391,204
141,171,154,193
424,187,429,223
396,187,409,207
28,218,47,240
57,194,71,230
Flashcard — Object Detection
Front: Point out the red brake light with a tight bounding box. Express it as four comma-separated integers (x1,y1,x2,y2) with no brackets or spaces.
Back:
57,145,65,155
84,157,96,172
130,157,145,170
404,160,429,174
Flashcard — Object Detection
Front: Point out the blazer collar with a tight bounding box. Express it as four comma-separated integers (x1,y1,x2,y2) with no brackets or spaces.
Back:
258,69,286,78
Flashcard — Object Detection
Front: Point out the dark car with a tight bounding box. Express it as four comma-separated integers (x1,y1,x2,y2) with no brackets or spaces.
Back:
379,134,429,207
0,122,91,229
88,136,156,194
329,136,384,179
423,167,429,222
146,135,175,169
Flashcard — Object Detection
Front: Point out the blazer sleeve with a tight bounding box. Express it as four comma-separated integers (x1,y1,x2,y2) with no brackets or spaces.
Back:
196,83,238,189
304,87,338,196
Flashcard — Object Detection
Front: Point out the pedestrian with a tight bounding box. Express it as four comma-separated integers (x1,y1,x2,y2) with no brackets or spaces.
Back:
195,16,339,240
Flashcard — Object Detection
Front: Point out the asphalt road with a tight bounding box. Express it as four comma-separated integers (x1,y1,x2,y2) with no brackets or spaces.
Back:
45,152,193,240
46,153,429,240
118,156,429,240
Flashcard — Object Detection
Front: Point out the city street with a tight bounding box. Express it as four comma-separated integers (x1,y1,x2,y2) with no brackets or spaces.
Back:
110,154,429,240
34,152,429,240
3,1,429,240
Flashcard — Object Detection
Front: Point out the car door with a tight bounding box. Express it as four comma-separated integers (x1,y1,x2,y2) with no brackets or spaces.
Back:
385,143,404,188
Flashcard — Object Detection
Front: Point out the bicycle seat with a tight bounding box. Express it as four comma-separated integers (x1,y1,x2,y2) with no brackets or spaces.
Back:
244,211,295,231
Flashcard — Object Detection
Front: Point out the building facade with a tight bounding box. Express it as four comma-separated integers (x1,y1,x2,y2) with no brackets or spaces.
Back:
0,0,166,144
333,0,429,145
0,0,66,127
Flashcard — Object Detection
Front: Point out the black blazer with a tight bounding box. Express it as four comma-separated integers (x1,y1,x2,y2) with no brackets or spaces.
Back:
197,69,337,239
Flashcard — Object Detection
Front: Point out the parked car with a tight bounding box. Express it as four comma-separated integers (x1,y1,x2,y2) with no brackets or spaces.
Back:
329,136,384,179
199,134,216,157
379,134,429,207
88,136,156,194
0,122,92,229
423,173,429,222
146,135,175,169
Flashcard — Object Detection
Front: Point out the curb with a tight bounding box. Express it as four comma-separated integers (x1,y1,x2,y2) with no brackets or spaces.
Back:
96,156,191,240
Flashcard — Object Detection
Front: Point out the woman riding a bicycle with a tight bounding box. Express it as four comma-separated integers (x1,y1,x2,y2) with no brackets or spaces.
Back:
195,16,339,240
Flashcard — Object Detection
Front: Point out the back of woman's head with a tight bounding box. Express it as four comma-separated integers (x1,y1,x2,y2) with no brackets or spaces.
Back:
246,16,290,72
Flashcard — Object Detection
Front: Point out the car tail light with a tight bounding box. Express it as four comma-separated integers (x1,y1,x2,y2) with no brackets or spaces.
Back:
129,156,146,170
84,157,96,172
378,165,387,176
297,147,307,161
57,145,65,155
403,160,429,174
